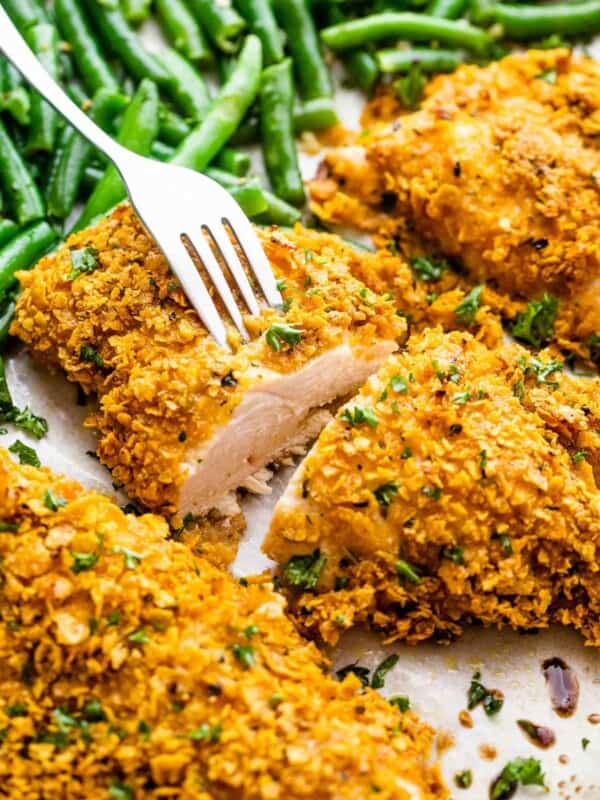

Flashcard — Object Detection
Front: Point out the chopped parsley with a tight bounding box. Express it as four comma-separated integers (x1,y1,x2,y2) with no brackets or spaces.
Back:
394,64,426,110
265,322,303,351
113,545,143,569
67,246,98,280
582,737,590,750
389,695,410,712
1,406,48,439
8,440,40,467
127,628,150,646
374,482,398,508
341,405,378,429
490,757,545,800
231,643,255,669
395,559,421,585
243,624,259,639
587,332,600,364
452,389,471,405
188,722,222,743
421,485,442,500
108,782,134,800
442,545,464,565
455,285,483,327
79,344,104,367
536,68,557,84
336,663,370,687
0,521,18,532
512,294,558,348
467,670,504,716
389,374,409,394
137,720,151,741
454,769,473,789
283,549,327,590
371,654,399,689
520,356,563,388
573,450,588,464
82,699,106,722
107,611,121,626
6,703,27,717
70,533,104,574
43,489,66,511
410,255,447,282
498,534,513,555
401,446,412,459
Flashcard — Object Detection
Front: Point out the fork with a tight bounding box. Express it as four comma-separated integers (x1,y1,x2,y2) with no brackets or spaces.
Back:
0,6,282,350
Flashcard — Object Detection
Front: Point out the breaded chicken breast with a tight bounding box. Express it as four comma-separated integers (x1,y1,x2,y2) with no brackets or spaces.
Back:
12,205,406,518
0,449,447,799
310,49,600,361
265,328,600,647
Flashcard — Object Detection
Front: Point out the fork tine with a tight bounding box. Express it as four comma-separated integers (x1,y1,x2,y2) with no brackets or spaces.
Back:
209,223,261,316
158,236,229,350
224,213,283,308
184,231,249,341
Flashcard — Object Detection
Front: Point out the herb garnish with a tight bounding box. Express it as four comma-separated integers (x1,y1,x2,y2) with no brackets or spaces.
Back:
283,550,327,590
454,769,472,789
108,782,134,800
67,246,98,280
232,643,255,669
113,545,143,569
467,670,504,716
79,345,104,367
394,65,426,109
395,559,421,585
389,374,409,394
128,629,150,646
371,654,399,689
455,286,483,327
8,440,40,467
0,355,48,439
512,294,558,348
265,322,303,351
490,757,545,800
389,695,410,712
70,533,104,574
336,663,370,687
188,722,222,742
340,405,378,429
43,489,66,511
410,255,448,282
442,546,464,564
374,482,398,508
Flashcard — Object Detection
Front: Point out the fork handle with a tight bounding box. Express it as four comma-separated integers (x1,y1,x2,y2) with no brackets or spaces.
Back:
0,6,127,167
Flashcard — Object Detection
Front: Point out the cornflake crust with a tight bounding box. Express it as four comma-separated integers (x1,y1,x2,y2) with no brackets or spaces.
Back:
310,49,600,362
265,328,600,647
12,204,406,517
0,448,447,800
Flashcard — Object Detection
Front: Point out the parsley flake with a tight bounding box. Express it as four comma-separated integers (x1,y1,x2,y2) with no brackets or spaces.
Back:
127,628,150,646
232,643,255,669
113,545,143,569
336,663,370,687
512,294,558,348
371,654,399,689
455,285,483,327
8,440,40,467
283,549,327,590
79,344,104,368
490,757,545,800
389,374,409,393
340,405,378,429
410,255,448,282
374,482,398,507
265,323,303,351
43,489,66,511
395,559,421,585
389,695,410,712
394,65,426,109
70,533,103,574
67,247,98,280
454,769,472,789
188,722,222,742
108,782,134,800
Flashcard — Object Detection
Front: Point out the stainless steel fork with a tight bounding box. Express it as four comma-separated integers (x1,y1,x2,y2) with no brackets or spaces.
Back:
0,5,282,349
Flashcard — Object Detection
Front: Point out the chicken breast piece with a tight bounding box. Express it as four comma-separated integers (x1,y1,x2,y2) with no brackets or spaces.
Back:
12,204,405,518
310,49,600,361
264,328,600,647
0,449,447,799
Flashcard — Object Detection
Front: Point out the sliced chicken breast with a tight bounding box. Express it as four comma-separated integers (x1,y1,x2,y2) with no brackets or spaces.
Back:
12,204,405,518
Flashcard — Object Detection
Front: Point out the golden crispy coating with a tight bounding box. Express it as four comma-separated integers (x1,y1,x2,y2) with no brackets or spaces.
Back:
0,450,447,800
265,328,600,647
12,205,405,515
309,49,600,360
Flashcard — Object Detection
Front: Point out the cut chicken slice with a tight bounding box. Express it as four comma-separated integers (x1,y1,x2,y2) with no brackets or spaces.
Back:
12,204,405,517
265,328,600,647
309,49,600,362
0,449,447,799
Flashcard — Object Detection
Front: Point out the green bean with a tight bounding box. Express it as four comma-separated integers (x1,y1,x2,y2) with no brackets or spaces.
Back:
151,140,175,161
187,0,247,53
273,0,332,100
54,0,119,94
321,13,493,54
1,0,49,30
172,35,263,172
0,120,44,225
0,220,19,249
426,0,468,19
260,59,305,206
25,24,60,153
47,89,128,219
81,164,104,192
0,221,57,297
377,47,463,73
294,97,338,131
254,190,301,226
159,107,192,146
344,50,379,93
204,166,252,190
121,0,153,25
214,148,252,176
202,168,269,219
0,60,30,126
155,49,212,121
235,0,284,65
0,298,16,349
155,0,213,66
82,0,174,88
229,114,260,146
73,79,160,232
492,1,600,39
